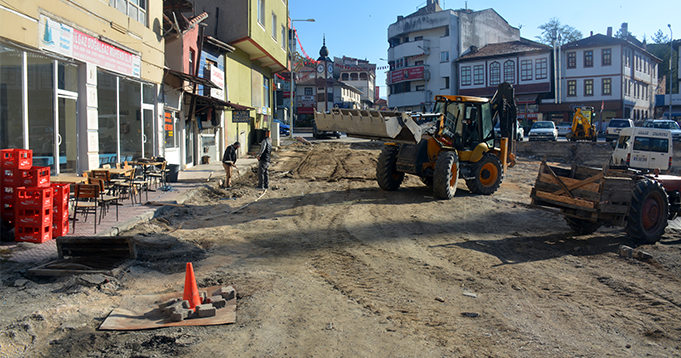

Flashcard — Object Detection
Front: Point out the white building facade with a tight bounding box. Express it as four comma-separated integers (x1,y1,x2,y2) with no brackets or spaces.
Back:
386,0,519,112
335,56,376,108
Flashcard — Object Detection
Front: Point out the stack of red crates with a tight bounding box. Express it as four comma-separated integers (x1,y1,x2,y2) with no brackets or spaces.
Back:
1,149,69,243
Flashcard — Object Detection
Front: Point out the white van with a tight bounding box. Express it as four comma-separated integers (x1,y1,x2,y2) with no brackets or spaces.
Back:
611,127,673,171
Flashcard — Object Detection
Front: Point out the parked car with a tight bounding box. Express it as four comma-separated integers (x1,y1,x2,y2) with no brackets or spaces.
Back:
556,122,572,137
494,121,524,141
312,120,341,139
605,118,634,142
528,121,558,141
273,119,290,136
611,127,673,171
641,119,681,141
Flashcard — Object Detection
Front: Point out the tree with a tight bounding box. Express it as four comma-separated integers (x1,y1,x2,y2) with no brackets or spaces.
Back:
651,29,670,44
535,17,583,45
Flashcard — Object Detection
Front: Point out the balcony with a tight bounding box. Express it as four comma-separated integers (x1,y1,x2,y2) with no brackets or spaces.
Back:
388,39,430,61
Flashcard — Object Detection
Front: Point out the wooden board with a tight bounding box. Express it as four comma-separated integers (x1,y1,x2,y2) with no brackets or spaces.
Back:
99,285,236,330
535,181,601,202
538,172,601,193
533,190,597,211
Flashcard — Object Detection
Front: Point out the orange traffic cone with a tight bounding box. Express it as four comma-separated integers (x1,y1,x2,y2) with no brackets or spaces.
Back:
183,262,202,309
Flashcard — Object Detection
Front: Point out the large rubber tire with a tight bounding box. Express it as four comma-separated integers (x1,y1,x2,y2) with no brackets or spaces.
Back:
465,152,503,195
433,151,460,199
376,145,404,191
565,217,601,235
626,179,669,244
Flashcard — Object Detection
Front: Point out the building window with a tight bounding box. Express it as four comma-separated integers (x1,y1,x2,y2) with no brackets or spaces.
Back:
490,62,501,85
263,76,270,107
461,66,471,86
360,73,368,80
584,50,593,67
535,58,548,79
414,36,423,41
444,26,449,36
567,52,576,69
584,79,593,96
304,87,313,95
443,77,450,89
602,78,611,95
520,60,532,81
109,0,147,26
503,60,515,84
271,13,277,40
351,73,358,81
189,49,195,75
440,51,449,62
281,25,286,49
341,73,349,81
473,65,484,85
415,85,425,91
602,49,611,66
257,0,265,26
567,80,576,96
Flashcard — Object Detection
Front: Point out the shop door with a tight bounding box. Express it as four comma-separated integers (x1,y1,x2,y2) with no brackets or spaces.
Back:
142,107,153,158
57,96,77,173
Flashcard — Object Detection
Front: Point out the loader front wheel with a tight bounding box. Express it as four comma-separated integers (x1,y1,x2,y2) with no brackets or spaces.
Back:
466,152,503,195
376,145,404,191
565,217,601,235
433,151,459,199
626,179,668,244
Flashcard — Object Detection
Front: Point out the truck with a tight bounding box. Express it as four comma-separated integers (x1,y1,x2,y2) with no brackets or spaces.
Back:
314,82,519,199
530,161,681,243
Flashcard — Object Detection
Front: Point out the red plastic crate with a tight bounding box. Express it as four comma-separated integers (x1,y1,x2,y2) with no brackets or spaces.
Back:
1,168,23,187
53,216,69,238
1,149,32,169
1,186,17,204
1,202,15,221
21,166,50,188
53,204,69,221
16,206,52,226
15,223,52,243
51,183,70,207
16,187,52,208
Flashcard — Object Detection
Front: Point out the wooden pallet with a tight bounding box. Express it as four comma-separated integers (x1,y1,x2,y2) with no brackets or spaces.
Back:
530,161,635,226
29,236,136,276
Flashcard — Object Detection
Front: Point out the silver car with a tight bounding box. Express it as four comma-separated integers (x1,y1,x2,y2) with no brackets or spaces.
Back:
642,119,681,142
556,123,572,137
528,121,558,141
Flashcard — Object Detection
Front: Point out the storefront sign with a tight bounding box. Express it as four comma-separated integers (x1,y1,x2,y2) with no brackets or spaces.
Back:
517,113,539,119
297,95,315,107
209,64,224,100
232,110,250,123
39,15,141,77
388,66,424,84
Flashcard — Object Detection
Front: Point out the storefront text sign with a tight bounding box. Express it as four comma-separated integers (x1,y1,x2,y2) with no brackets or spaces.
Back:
39,15,141,78
232,110,250,123
388,66,425,84
209,64,224,100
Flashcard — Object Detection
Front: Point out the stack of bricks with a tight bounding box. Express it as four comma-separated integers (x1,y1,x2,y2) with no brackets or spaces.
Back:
0,148,69,243
159,286,235,322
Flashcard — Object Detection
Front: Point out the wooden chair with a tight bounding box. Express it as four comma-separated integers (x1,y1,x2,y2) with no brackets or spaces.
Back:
88,177,119,222
147,161,167,190
72,184,99,234
116,167,147,204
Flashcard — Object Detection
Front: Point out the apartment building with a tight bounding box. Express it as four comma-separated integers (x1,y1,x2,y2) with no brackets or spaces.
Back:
386,0,519,112
335,56,376,108
1,0,164,174
542,28,660,122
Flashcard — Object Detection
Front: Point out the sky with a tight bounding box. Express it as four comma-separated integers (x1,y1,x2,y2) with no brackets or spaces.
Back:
288,0,678,99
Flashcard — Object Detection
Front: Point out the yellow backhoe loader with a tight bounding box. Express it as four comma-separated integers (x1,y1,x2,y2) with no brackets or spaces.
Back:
314,83,518,199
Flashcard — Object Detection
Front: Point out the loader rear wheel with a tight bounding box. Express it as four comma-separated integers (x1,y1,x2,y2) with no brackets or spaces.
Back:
465,152,503,195
626,179,668,244
433,151,459,199
376,145,404,191
565,217,601,235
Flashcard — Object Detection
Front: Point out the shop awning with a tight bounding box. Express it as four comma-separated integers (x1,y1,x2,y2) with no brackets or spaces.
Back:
191,93,253,111
516,94,538,104
165,68,218,88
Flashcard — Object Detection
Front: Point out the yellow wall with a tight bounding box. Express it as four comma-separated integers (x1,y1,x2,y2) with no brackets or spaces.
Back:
224,48,253,146
248,0,288,69
0,0,164,83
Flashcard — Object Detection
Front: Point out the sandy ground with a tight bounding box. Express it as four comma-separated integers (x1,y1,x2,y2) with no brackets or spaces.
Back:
2,140,681,358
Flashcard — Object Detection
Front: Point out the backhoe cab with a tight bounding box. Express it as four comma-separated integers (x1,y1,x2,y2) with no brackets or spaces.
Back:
566,106,597,142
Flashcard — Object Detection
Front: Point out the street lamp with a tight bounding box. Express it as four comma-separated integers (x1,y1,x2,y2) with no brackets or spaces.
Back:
669,24,673,120
289,19,315,139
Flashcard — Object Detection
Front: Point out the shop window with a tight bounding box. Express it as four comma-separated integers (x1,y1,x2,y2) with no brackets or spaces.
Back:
263,76,270,108
0,44,24,149
164,111,179,148
27,55,55,161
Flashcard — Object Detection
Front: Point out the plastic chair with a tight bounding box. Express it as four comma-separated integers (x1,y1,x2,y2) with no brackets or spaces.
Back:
72,184,99,234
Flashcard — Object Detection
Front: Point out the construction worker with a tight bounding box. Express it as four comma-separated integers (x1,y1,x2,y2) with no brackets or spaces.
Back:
256,132,272,189
221,141,240,188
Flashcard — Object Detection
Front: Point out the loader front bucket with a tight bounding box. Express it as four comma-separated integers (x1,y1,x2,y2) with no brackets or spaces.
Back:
314,109,423,144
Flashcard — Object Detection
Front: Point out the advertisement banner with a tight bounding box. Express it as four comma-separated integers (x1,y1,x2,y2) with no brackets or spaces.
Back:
39,15,141,78
209,64,225,100
389,66,424,84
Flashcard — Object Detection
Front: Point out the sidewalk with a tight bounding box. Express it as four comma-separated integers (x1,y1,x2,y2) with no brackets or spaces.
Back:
1,157,259,265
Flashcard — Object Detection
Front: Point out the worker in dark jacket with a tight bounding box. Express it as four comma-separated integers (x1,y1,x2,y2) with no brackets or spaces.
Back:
222,142,240,188
256,132,272,189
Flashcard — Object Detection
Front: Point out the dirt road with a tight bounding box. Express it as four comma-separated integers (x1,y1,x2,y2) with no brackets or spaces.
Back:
2,141,681,357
